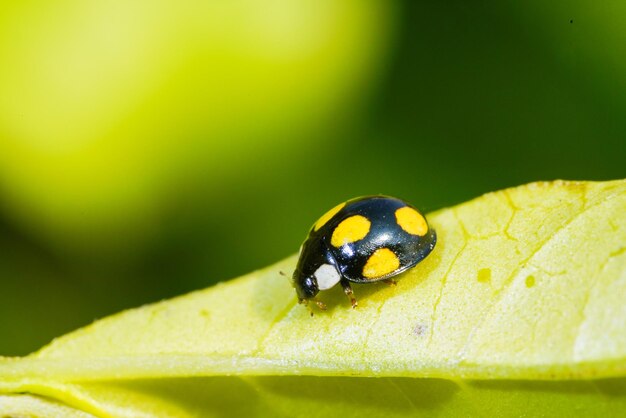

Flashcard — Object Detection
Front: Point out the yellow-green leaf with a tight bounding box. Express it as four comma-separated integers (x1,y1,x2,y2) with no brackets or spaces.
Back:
1,179,625,417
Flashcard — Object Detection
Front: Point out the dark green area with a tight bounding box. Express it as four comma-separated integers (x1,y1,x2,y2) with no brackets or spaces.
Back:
1,1,625,355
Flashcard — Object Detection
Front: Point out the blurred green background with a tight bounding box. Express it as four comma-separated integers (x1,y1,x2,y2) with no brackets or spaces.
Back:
0,0,624,356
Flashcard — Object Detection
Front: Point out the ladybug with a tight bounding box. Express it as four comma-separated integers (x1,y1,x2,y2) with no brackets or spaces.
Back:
292,196,436,312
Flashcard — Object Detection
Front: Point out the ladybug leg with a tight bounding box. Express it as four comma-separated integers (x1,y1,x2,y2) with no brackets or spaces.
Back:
340,278,358,309
300,298,327,316
299,298,318,317
314,299,327,311
383,278,397,286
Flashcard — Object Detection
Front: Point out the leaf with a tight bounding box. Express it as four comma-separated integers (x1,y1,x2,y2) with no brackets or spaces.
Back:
1,179,625,417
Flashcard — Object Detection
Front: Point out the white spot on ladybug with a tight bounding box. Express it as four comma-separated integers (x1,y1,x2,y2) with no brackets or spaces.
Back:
314,264,341,290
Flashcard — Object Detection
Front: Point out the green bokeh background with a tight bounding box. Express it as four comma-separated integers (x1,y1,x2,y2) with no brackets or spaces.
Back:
1,1,624,356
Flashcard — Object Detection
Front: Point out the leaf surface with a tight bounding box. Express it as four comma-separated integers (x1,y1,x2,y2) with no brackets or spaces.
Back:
1,180,625,417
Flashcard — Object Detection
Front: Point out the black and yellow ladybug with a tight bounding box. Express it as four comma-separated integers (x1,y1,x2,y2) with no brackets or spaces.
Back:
292,196,436,311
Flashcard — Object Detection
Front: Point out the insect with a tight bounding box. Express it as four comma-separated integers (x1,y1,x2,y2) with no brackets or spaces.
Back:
291,196,436,312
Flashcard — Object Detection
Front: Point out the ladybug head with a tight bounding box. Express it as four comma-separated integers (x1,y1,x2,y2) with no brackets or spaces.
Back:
293,273,319,302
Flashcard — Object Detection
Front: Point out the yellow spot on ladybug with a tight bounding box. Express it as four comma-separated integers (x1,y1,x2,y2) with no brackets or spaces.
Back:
363,248,400,279
314,202,346,231
331,215,371,247
395,206,428,236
